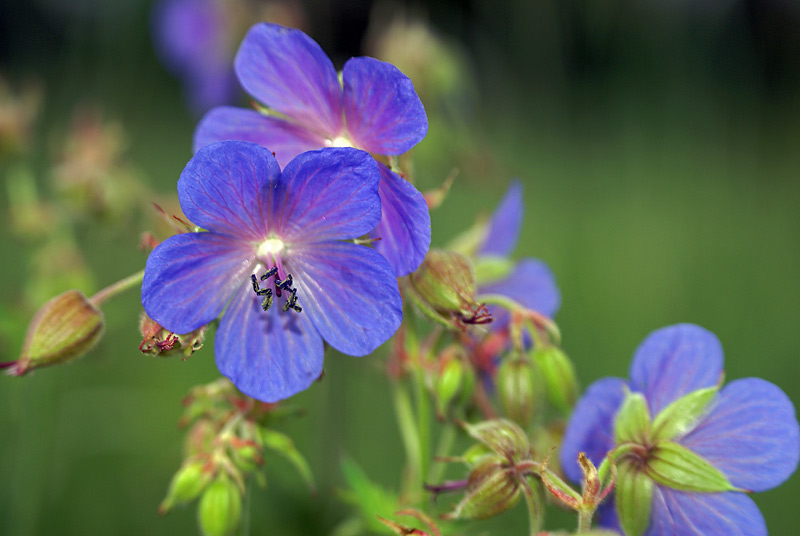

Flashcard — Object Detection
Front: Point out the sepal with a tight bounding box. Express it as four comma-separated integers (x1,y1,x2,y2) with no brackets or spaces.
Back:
616,461,654,536
614,391,651,445
646,440,738,492
651,386,719,442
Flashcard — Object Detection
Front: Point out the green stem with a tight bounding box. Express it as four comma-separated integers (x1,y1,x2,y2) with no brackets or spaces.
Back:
90,269,145,306
392,382,422,492
428,418,457,484
577,507,594,532
412,366,431,485
477,293,561,345
520,476,543,536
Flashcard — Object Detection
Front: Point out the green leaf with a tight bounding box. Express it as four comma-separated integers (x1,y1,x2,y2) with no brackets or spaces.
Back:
259,428,315,492
614,392,651,444
651,386,719,442
616,461,654,536
338,458,399,535
646,441,737,492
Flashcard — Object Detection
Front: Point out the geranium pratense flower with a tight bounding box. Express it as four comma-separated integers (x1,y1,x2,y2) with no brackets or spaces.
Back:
560,324,800,535
474,180,560,329
193,23,431,277
141,141,402,402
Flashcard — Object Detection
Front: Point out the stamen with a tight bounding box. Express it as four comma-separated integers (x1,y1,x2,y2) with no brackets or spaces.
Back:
250,269,301,313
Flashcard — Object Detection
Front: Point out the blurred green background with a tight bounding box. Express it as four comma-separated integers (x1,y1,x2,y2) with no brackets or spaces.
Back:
2,0,800,534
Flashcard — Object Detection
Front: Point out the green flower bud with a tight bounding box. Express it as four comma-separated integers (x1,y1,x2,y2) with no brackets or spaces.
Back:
198,474,242,536
496,357,540,427
159,460,213,514
532,346,579,415
646,440,737,493
434,355,465,417
406,249,491,330
463,419,531,463
4,290,104,376
614,392,651,445
443,455,521,520
616,461,654,536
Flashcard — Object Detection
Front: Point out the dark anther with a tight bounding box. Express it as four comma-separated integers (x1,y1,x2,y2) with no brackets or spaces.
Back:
251,269,301,313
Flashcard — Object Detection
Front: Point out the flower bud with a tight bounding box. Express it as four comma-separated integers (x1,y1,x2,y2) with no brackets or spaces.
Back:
496,357,540,427
531,346,579,415
434,353,465,418
443,455,521,520
159,459,213,514
462,419,531,463
198,473,242,536
406,249,491,330
4,290,104,376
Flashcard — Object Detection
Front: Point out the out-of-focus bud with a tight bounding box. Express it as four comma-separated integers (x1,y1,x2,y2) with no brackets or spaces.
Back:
433,348,466,418
184,419,217,458
531,346,579,415
406,249,492,330
0,77,41,158
462,419,531,463
198,473,242,536
159,459,214,515
228,437,263,473
496,356,541,428
422,172,455,210
259,428,316,492
3,290,104,376
442,455,522,520
139,311,206,359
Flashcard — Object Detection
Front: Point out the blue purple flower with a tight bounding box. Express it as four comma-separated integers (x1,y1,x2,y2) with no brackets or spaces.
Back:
560,323,800,535
141,141,402,402
152,0,237,114
475,180,560,328
193,23,431,277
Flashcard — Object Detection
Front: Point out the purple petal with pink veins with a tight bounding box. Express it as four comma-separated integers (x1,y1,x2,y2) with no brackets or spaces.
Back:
343,57,428,155
369,163,430,276
234,23,343,137
478,179,524,257
142,232,254,334
193,107,327,167
215,281,324,402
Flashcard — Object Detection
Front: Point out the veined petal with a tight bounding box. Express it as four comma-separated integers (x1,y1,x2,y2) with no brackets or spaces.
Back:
234,23,343,137
369,164,430,276
142,232,253,334
478,258,561,330
560,377,627,483
343,57,428,155
193,107,326,167
287,242,402,356
646,487,766,536
679,378,800,492
178,141,282,240
278,148,381,243
629,324,724,416
215,279,324,403
478,179,524,257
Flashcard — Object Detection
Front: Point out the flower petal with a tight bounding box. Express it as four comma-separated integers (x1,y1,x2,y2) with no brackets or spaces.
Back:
193,107,327,167
277,148,381,243
287,241,402,356
560,377,627,483
478,179,523,257
142,232,254,334
234,23,343,137
215,278,324,403
369,164,430,276
178,141,282,240
478,258,561,330
629,324,724,416
342,57,428,155
645,487,766,536
679,378,800,492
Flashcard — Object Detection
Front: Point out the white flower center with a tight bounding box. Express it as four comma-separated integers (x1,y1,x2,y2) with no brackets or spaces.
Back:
257,238,285,259
327,135,353,148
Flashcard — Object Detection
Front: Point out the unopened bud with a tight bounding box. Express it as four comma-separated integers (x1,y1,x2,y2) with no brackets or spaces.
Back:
496,357,540,427
434,353,465,417
4,290,104,376
462,419,531,463
443,455,521,520
531,346,579,415
159,460,213,514
406,249,491,330
198,474,242,536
